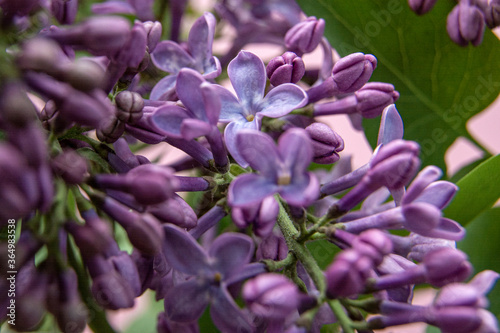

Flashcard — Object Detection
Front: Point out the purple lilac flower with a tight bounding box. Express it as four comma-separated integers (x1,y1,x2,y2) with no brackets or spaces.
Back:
284,16,325,56
477,0,500,28
150,12,221,100
305,122,344,164
228,128,319,208
266,51,305,86
447,2,485,46
408,0,438,15
162,224,263,332
214,50,308,166
51,0,78,24
91,0,155,21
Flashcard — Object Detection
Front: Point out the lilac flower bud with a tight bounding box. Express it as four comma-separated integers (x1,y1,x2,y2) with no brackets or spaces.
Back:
447,3,485,47
143,21,162,52
62,58,106,92
14,268,49,331
408,0,437,15
51,150,88,184
96,116,125,143
305,123,344,164
113,21,147,68
232,196,279,238
0,0,39,17
332,52,377,93
326,249,373,298
256,232,288,261
243,274,300,319
266,52,305,86
477,0,500,28
148,194,197,229
0,81,38,127
355,82,400,118
109,252,142,297
91,269,135,310
352,229,393,266
115,91,144,124
428,307,484,333
423,248,472,287
285,17,325,55
17,37,69,76
65,221,114,256
51,0,78,24
45,16,131,56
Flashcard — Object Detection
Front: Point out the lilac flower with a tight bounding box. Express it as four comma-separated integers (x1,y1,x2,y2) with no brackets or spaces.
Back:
447,2,485,46
232,195,279,237
214,51,308,166
228,128,319,208
305,122,344,164
92,0,155,21
477,0,500,28
162,224,264,332
150,12,221,100
408,0,438,15
284,16,325,56
266,52,305,86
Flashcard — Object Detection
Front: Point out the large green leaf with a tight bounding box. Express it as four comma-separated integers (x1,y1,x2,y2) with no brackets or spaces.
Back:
444,154,500,226
458,207,500,319
296,0,500,172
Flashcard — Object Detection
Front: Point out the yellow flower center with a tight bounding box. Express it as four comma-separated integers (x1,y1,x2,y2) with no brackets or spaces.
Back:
246,114,255,122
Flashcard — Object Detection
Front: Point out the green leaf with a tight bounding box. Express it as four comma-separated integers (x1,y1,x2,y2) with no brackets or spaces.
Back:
306,239,341,270
458,207,500,319
444,154,500,226
426,325,441,333
77,147,111,173
296,0,500,172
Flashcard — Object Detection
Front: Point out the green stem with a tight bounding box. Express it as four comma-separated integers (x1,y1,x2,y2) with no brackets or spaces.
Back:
328,299,355,333
262,252,295,271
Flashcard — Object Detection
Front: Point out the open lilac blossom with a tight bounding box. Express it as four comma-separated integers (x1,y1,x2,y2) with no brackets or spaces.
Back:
150,12,221,100
214,50,308,166
228,128,319,207
162,224,264,332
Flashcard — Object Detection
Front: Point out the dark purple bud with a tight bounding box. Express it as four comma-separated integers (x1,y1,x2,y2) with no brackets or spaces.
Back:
305,123,344,164
0,81,38,127
115,91,144,124
51,149,88,184
96,116,125,143
91,269,135,310
355,82,400,118
232,196,279,238
109,252,142,297
428,307,484,333
447,3,485,47
143,21,162,52
332,52,377,93
0,0,39,17
285,16,325,55
266,52,305,86
113,21,147,68
148,194,197,229
17,37,69,76
14,268,49,331
423,248,472,287
62,58,106,91
45,16,131,56
477,0,500,28
256,232,288,261
326,249,373,298
65,221,114,257
243,274,300,320
51,0,78,24
408,0,437,15
352,229,393,266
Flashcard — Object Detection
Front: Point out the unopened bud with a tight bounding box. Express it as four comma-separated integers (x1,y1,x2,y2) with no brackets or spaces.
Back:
332,52,377,93
305,123,344,164
115,91,144,124
408,0,437,15
447,3,485,46
266,52,305,86
285,16,325,55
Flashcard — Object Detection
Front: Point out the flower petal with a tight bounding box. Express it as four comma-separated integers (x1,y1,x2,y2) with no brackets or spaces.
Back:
149,105,190,138
164,279,210,322
150,75,177,101
200,82,221,125
202,56,222,79
187,12,216,72
402,165,443,205
235,129,279,179
228,50,266,110
224,120,259,168
176,68,207,121
180,118,213,140
162,224,211,275
209,233,255,277
151,41,196,73
228,173,278,208
210,287,254,333
258,83,308,118
413,181,457,209
280,172,319,207
377,104,404,146
278,128,313,179
214,85,246,122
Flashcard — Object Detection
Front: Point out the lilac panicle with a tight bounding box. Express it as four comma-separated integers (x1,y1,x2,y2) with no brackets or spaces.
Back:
228,128,319,208
284,16,325,55
332,52,377,93
408,0,437,15
305,122,344,164
150,12,221,100
266,52,305,86
447,2,485,46
216,50,308,167
162,224,255,332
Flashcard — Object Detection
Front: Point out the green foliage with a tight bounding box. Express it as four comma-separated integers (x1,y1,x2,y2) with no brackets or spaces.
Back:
296,0,500,172
444,154,500,226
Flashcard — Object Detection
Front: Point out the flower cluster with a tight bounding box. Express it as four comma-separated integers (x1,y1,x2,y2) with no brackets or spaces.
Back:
0,0,498,333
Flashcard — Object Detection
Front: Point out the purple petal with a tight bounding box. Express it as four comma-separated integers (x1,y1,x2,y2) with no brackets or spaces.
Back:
402,165,443,205
235,129,279,179
429,218,466,241
209,233,255,277
202,56,222,79
280,172,319,207
413,181,458,209
214,85,246,122
228,173,278,208
150,75,178,101
469,270,500,295
164,279,210,322
258,83,308,118
187,12,216,72
176,68,208,121
180,118,213,140
224,120,259,168
92,1,136,15
377,104,404,146
278,128,313,178
210,287,254,333
162,224,211,275
228,50,266,110
200,82,221,125
151,41,196,73
149,105,191,138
